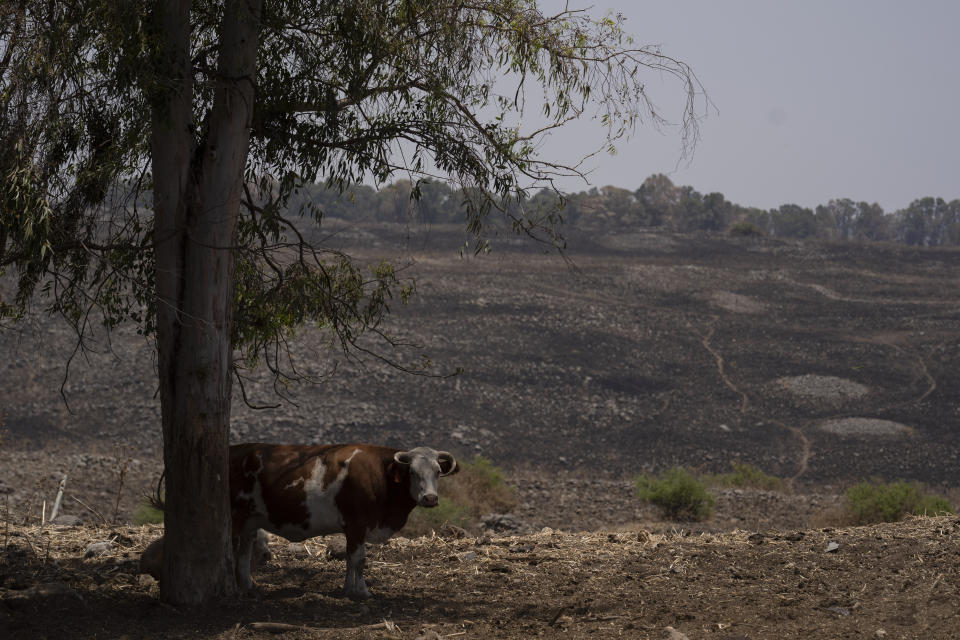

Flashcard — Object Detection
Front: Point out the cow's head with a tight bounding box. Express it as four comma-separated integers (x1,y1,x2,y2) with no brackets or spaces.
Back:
393,447,458,507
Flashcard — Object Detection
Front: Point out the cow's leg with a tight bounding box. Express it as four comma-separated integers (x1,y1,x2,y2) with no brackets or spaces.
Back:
343,533,371,600
252,529,272,571
234,527,257,592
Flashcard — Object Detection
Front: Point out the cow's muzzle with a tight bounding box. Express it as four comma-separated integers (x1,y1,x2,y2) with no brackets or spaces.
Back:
419,494,438,508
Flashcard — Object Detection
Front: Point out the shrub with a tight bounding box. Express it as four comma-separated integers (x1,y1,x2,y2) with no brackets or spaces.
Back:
729,221,764,237
845,480,954,524
406,499,474,534
708,462,784,491
634,467,715,521
133,500,164,525
404,455,517,536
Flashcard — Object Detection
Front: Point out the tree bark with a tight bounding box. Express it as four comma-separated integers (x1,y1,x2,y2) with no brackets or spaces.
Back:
151,0,262,605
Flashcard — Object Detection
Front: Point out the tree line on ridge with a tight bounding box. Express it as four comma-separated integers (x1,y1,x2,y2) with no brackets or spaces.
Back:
295,174,960,247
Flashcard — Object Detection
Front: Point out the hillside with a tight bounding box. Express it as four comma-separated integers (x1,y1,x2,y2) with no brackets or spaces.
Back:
1,225,958,528
2,225,960,638
2,516,959,639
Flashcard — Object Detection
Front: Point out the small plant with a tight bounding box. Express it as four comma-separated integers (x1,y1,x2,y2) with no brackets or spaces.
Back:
457,455,509,494
136,475,166,525
635,467,715,521
404,455,517,536
708,461,784,491
845,479,954,524
133,499,165,525
407,499,473,533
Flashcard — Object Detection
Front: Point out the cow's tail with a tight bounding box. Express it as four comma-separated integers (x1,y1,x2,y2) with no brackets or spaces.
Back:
147,470,166,511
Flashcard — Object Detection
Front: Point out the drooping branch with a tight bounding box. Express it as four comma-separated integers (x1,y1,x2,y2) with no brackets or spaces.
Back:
2,0,705,404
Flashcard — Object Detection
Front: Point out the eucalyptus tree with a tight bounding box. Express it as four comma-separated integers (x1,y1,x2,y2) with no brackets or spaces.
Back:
0,0,703,603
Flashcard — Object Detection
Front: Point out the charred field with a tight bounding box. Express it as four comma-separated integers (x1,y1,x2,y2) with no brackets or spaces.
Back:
2,225,958,510
2,225,960,638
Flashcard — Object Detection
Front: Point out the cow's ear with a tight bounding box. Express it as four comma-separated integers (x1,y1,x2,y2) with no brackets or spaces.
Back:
437,453,458,476
387,462,405,484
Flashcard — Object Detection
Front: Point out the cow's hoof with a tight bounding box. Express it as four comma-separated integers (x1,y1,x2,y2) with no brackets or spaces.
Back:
345,588,372,601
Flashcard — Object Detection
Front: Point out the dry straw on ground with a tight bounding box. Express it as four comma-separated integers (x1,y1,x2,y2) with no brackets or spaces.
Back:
3,516,960,639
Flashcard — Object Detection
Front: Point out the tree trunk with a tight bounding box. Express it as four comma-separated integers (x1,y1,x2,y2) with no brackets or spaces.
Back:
151,0,262,605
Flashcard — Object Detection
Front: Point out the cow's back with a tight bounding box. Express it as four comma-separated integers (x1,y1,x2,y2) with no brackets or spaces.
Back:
230,443,337,541
229,443,405,542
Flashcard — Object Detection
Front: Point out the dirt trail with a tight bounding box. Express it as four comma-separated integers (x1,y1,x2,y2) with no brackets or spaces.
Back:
839,331,940,414
772,271,955,307
697,327,813,486
875,338,938,406
699,324,749,414
773,420,812,484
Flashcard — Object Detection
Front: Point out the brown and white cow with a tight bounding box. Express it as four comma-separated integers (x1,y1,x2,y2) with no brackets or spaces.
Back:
230,443,458,599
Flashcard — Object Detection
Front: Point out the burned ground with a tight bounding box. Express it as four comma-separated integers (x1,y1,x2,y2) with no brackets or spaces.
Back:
1,226,959,638
6,226,958,502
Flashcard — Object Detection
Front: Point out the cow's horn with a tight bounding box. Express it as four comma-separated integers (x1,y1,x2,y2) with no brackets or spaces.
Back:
437,451,457,476
394,451,412,465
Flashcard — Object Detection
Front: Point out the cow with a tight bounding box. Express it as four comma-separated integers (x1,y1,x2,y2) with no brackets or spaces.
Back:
230,443,458,599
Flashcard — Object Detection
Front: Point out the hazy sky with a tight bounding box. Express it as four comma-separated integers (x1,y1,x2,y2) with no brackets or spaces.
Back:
533,1,960,211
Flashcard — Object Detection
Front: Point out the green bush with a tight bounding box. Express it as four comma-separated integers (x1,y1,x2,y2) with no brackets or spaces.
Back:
845,480,954,524
634,467,715,521
133,500,164,525
462,454,508,491
708,462,784,491
729,221,764,237
406,499,474,533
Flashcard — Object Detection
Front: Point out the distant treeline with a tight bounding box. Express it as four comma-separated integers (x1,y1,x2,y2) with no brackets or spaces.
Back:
292,174,960,246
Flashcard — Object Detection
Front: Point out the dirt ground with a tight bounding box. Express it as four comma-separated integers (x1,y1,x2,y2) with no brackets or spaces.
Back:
2,516,959,639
